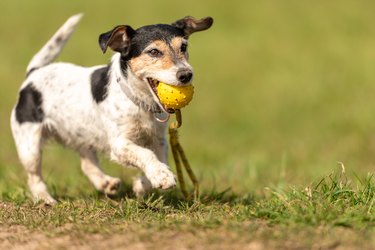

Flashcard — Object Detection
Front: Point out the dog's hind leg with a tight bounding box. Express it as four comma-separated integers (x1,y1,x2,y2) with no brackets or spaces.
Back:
80,150,121,195
11,120,56,205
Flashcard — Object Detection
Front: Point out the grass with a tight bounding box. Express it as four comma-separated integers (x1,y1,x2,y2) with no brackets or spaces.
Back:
0,169,374,248
2,169,374,229
1,0,375,249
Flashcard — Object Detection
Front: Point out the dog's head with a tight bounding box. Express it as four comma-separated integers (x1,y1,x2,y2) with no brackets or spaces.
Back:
98,16,213,110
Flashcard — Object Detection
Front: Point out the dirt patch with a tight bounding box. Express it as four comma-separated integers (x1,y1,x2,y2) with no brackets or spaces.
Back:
0,201,373,250
0,224,373,250
0,225,263,250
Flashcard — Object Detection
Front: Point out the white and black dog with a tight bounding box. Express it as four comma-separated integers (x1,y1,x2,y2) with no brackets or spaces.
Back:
10,14,213,204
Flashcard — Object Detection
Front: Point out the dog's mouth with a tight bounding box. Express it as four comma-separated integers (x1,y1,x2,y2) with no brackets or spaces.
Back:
147,78,160,95
146,78,173,115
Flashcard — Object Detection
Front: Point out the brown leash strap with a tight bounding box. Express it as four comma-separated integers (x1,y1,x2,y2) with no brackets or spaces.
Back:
169,109,199,199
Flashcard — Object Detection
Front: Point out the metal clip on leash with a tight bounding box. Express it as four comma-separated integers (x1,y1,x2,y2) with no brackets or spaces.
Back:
169,109,199,200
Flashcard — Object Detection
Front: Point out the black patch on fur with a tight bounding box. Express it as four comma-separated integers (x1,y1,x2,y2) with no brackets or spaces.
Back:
120,57,128,77
25,67,38,78
15,83,44,123
123,24,184,60
55,35,63,44
91,66,110,103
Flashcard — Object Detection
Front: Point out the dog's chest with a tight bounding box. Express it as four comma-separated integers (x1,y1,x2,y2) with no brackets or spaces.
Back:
125,115,159,147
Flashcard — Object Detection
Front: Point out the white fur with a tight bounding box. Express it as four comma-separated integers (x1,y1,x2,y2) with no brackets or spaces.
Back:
11,15,178,204
27,14,83,74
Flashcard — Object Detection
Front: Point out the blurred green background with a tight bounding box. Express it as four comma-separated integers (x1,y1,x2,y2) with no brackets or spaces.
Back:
1,0,375,197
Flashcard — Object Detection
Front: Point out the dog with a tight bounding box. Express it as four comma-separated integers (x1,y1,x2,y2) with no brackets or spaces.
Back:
10,14,213,204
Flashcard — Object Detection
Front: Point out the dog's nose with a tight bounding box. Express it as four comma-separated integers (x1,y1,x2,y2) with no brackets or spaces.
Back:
177,69,193,84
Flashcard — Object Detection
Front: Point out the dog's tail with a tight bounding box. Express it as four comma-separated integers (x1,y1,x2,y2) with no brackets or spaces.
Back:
26,13,83,77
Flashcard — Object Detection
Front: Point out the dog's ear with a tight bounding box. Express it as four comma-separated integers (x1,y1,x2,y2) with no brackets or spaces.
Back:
172,16,213,37
99,25,136,54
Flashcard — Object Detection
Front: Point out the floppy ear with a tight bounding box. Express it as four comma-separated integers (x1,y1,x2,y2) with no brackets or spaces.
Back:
172,16,213,37
98,25,136,54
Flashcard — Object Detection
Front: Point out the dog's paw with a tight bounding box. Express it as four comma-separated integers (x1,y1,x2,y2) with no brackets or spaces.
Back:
146,164,176,190
101,176,121,195
45,197,58,206
132,176,152,197
34,194,57,206
30,182,58,205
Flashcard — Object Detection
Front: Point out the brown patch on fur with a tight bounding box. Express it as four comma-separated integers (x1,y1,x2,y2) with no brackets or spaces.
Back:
171,37,188,60
128,39,188,80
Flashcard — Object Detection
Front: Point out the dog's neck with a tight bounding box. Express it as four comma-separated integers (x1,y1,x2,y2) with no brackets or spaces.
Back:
110,54,162,113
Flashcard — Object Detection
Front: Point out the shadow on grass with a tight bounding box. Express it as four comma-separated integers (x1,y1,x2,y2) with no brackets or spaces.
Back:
0,178,254,211
124,181,254,205
45,179,256,210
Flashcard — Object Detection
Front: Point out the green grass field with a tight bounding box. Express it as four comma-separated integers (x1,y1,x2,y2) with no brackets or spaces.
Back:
1,0,374,249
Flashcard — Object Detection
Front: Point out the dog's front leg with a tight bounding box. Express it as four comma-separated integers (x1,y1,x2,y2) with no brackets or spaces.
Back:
132,136,169,196
110,139,176,191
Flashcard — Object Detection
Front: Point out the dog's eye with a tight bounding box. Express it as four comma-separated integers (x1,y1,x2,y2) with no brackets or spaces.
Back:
181,44,188,53
148,49,162,57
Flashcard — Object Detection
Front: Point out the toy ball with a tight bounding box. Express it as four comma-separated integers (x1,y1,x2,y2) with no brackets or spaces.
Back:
157,82,194,110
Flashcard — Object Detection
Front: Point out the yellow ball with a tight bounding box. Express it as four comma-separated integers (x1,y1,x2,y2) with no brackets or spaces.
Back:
157,82,194,110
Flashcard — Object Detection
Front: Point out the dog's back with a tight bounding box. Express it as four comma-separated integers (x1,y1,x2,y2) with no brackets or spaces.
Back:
22,63,110,151
13,13,115,152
